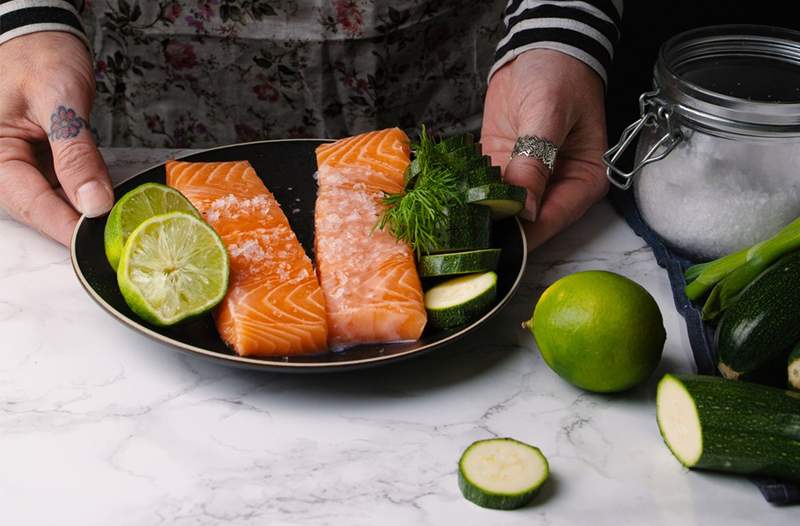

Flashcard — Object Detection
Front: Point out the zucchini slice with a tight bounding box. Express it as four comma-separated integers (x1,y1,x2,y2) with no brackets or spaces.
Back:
467,164,502,187
789,346,800,390
656,374,800,481
419,249,501,277
425,271,497,329
431,204,492,254
466,183,528,220
458,438,549,510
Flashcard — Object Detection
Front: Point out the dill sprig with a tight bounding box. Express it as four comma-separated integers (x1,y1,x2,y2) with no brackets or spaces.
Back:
376,126,466,257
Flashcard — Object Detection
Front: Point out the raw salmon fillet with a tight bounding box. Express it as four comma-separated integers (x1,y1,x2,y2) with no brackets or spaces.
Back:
315,128,427,347
166,160,328,356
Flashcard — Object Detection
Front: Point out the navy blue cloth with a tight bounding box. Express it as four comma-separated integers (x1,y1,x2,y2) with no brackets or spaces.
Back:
608,187,800,505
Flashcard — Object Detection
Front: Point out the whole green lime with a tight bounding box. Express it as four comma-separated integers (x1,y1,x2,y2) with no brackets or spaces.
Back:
525,271,665,393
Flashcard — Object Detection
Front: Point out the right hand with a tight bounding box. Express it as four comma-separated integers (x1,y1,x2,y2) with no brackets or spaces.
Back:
481,49,609,251
0,32,113,246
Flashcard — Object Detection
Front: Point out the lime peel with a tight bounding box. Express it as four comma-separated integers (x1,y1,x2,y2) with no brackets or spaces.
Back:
104,182,199,271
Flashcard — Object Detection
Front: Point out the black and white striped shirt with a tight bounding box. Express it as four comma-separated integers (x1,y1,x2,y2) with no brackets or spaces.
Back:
492,0,623,85
0,0,622,85
0,0,86,47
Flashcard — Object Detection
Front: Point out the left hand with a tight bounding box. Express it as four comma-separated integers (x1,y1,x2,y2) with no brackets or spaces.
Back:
481,49,610,251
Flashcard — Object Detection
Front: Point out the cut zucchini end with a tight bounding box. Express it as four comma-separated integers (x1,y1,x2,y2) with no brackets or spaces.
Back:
425,271,498,329
465,183,527,220
717,362,741,380
656,375,703,468
425,271,497,310
458,438,549,510
789,359,800,390
480,199,524,220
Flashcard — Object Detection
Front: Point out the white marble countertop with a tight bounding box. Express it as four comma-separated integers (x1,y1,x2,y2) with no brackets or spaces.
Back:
0,148,794,525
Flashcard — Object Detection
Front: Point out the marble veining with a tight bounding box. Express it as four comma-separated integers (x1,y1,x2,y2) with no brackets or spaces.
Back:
0,148,793,525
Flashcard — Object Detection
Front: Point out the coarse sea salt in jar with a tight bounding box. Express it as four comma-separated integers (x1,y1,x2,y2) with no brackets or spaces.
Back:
604,25,800,260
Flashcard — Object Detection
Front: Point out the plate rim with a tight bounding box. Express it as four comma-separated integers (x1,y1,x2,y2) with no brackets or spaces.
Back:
71,138,528,370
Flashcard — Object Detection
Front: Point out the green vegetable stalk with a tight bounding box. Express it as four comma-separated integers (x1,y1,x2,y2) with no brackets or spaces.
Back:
684,246,749,299
684,215,800,319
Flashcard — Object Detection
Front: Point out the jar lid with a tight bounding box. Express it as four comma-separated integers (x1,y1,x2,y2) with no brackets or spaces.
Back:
656,25,800,135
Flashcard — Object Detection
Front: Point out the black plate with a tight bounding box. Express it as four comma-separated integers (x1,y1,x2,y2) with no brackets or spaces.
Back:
71,139,527,372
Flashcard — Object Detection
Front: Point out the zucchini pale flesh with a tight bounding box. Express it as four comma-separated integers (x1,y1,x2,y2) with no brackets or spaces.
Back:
789,345,800,391
656,374,800,482
425,271,497,329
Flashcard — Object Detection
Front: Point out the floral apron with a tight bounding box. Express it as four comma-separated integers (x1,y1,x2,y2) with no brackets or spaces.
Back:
82,1,506,148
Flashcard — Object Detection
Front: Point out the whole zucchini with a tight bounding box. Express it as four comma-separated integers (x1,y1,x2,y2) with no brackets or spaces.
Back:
656,374,800,482
715,251,800,380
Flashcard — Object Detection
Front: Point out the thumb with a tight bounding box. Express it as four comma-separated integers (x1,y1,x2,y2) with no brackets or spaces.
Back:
502,125,567,223
40,101,113,217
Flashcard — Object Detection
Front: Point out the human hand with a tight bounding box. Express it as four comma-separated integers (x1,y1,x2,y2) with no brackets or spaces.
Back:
482,49,609,250
0,32,113,246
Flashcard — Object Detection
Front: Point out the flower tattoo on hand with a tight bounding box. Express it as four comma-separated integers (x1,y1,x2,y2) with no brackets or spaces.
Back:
49,105,87,140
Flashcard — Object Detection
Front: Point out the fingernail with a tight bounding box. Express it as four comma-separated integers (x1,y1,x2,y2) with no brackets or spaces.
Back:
76,181,113,217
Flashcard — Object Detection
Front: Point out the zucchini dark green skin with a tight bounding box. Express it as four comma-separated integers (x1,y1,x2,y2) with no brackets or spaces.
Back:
419,249,501,277
467,164,502,187
657,374,800,482
458,471,538,510
715,251,800,379
735,355,792,389
789,345,800,390
431,204,492,254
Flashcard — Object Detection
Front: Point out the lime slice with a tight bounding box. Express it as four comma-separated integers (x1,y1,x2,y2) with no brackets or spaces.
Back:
104,182,200,270
117,212,229,326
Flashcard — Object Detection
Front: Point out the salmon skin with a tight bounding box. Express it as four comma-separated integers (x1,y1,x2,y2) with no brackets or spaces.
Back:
166,160,328,357
315,128,427,348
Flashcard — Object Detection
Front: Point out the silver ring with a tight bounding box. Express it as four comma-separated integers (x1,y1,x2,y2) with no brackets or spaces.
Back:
511,135,558,172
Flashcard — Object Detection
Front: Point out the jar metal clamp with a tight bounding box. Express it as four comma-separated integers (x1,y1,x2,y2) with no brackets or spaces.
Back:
603,90,683,190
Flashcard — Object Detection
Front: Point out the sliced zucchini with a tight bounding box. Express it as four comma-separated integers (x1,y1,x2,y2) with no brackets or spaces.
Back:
656,374,800,481
425,271,497,329
419,249,501,277
789,345,800,390
458,438,549,510
431,204,492,254
466,183,528,220
467,163,502,187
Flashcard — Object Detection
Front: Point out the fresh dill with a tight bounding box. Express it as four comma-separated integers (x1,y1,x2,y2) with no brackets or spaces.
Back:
376,126,470,257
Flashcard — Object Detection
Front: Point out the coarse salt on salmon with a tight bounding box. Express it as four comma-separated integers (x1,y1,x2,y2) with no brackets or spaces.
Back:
314,128,427,348
166,160,328,356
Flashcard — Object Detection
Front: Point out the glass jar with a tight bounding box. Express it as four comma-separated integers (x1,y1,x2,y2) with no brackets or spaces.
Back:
605,25,800,260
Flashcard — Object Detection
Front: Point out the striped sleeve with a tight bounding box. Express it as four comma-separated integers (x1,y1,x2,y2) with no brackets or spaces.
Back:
490,0,623,86
0,0,87,47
